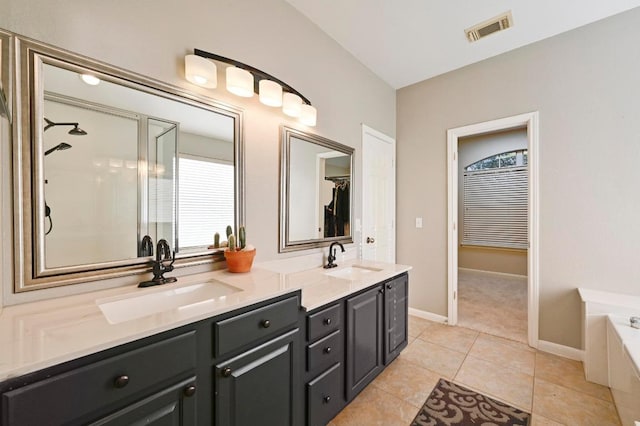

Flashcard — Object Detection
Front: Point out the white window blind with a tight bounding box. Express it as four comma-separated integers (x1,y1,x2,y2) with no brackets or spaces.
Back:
178,156,234,249
463,166,527,250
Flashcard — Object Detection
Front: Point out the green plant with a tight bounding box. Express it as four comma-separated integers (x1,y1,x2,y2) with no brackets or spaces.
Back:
226,225,233,239
228,234,236,251
238,226,246,249
214,232,220,248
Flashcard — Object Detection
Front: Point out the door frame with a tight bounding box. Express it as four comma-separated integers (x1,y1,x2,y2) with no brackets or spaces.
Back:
361,124,396,262
447,112,539,348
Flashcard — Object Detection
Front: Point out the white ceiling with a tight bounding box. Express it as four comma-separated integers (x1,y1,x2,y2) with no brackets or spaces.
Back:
285,0,640,89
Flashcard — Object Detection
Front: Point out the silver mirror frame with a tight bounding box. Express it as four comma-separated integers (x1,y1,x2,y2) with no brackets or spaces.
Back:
13,35,245,291
279,126,354,253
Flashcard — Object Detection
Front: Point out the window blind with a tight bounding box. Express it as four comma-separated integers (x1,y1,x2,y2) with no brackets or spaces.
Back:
462,166,528,250
178,156,234,249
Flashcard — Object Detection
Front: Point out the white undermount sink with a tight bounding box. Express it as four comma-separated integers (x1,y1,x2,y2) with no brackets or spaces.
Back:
324,264,383,280
97,280,242,324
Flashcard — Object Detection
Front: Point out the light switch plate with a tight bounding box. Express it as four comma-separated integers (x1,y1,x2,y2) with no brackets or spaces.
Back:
415,217,423,228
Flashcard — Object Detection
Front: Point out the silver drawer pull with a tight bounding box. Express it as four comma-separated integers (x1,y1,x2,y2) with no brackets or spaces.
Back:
261,319,271,328
323,318,332,326
323,347,332,354
323,395,331,404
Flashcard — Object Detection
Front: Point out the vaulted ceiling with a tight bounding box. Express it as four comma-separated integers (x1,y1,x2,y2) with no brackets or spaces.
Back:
285,1,640,88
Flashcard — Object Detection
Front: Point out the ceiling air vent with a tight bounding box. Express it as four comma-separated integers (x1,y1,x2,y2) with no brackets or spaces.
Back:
465,11,513,42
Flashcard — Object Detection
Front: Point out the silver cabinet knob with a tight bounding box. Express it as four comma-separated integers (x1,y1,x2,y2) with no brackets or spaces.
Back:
366,237,375,244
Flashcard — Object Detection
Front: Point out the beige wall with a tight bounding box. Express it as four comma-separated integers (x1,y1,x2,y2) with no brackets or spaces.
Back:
397,8,640,349
0,0,395,303
458,129,528,276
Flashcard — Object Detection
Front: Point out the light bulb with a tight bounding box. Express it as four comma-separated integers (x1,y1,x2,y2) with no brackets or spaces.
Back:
226,67,254,97
185,54,217,88
259,80,283,107
299,104,317,126
282,93,302,117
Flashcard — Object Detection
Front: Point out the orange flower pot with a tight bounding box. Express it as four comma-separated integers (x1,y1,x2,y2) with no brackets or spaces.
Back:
224,248,256,273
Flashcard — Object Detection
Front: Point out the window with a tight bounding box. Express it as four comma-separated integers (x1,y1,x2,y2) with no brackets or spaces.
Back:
462,150,527,250
178,155,234,249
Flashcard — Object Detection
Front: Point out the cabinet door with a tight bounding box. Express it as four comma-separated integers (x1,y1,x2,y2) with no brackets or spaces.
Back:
215,329,301,426
384,274,408,364
345,285,383,401
91,377,197,426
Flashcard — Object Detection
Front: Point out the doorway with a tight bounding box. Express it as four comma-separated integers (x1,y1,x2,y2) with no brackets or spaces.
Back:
447,112,539,348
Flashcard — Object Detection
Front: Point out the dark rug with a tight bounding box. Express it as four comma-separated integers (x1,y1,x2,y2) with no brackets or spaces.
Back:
410,379,531,426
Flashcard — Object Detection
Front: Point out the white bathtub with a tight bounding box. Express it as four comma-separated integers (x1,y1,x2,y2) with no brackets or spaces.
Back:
607,315,640,426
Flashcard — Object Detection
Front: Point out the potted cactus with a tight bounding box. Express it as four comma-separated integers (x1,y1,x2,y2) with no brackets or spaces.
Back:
223,226,256,273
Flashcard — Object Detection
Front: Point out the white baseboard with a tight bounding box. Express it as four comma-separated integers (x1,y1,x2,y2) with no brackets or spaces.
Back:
458,267,527,279
538,339,584,361
408,307,448,324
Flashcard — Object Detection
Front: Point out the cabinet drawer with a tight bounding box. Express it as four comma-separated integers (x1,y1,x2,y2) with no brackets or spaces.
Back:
214,296,299,357
2,331,196,426
307,363,343,426
307,303,341,342
307,329,343,373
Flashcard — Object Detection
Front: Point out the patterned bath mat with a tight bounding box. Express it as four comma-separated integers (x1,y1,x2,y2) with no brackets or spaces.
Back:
411,379,531,426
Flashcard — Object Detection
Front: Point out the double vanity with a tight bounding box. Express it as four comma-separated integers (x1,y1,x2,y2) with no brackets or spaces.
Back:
0,260,410,425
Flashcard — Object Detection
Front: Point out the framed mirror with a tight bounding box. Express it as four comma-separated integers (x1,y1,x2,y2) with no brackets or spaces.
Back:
280,126,353,252
14,36,244,291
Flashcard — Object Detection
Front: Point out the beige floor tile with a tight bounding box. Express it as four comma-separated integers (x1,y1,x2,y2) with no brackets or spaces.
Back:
535,352,613,402
531,413,565,425
400,338,466,378
329,384,418,426
532,378,620,426
468,333,536,375
454,355,534,411
416,322,478,353
371,356,441,408
408,315,433,338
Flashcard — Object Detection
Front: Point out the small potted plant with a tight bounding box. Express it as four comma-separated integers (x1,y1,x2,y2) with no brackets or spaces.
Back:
224,226,256,273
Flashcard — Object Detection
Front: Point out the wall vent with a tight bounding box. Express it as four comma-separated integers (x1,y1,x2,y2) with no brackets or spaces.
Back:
465,11,513,42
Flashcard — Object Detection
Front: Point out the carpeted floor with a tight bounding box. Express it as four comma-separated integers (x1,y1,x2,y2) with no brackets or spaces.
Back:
458,269,527,343
411,378,531,425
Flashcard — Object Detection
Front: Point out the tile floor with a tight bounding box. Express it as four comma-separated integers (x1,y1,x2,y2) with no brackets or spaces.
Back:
328,316,621,426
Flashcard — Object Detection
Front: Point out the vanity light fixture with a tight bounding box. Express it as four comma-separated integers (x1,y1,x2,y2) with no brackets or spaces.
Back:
80,74,101,86
184,54,217,88
189,49,316,126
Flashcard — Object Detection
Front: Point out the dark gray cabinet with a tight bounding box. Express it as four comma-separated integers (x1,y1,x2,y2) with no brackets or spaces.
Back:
1,331,197,426
345,285,384,401
0,293,302,426
214,329,301,426
304,303,345,426
92,377,197,425
384,274,408,364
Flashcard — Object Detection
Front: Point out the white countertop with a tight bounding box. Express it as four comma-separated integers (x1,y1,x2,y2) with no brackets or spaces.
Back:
0,259,410,381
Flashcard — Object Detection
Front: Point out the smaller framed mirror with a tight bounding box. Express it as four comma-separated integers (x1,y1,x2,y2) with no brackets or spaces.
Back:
280,126,353,252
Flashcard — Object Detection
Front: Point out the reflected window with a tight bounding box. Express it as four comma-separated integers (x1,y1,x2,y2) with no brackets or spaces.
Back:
178,156,234,249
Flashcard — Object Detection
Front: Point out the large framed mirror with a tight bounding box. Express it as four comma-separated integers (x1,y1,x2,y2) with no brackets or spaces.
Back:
280,126,353,252
14,36,244,291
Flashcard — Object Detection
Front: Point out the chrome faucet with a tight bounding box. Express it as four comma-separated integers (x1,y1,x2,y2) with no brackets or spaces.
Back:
324,242,345,269
138,239,177,287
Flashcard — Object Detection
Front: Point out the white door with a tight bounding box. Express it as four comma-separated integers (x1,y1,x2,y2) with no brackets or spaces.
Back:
361,125,395,262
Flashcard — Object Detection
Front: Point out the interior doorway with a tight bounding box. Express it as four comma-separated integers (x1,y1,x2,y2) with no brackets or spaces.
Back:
447,112,539,348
